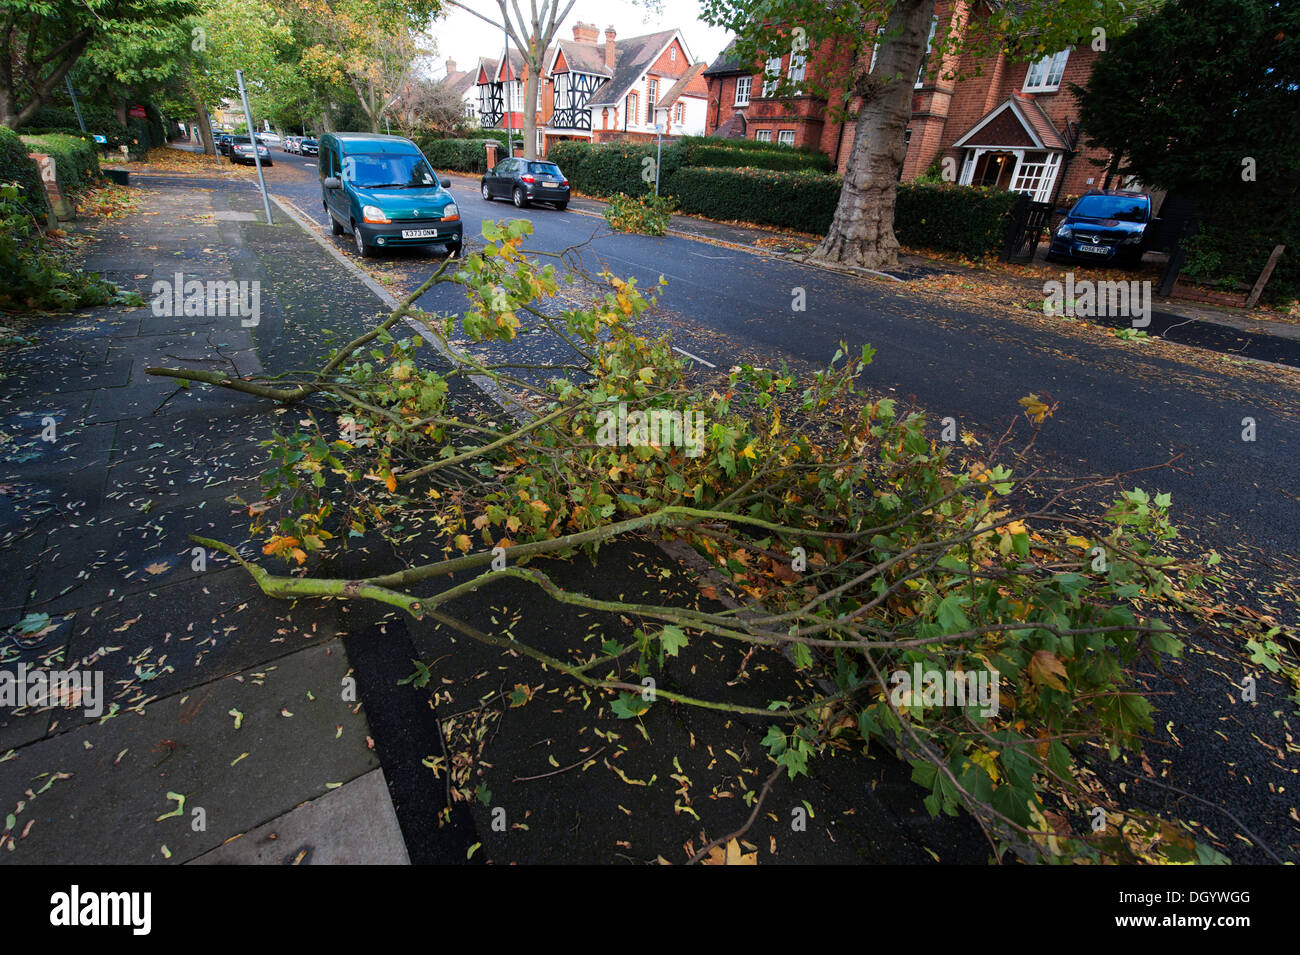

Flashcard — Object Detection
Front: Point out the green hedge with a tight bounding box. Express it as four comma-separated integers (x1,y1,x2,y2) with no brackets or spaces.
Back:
410,133,495,174
0,125,49,221
665,166,1020,257
1182,192,1297,306
894,182,1021,259
20,133,100,192
666,165,841,233
30,106,134,150
547,141,685,198
680,143,831,173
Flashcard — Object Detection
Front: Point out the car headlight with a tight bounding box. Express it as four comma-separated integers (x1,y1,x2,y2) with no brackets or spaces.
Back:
442,203,459,221
1122,233,1143,245
362,205,390,223
1056,225,1073,239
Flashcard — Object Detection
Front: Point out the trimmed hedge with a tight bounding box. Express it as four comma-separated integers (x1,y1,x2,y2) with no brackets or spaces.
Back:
894,182,1022,259
30,106,134,151
20,133,100,192
667,165,841,234
547,141,684,198
666,166,1021,258
410,133,496,174
0,125,49,221
680,143,831,173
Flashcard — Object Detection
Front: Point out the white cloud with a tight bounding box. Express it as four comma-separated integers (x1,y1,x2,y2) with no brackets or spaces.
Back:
427,0,731,77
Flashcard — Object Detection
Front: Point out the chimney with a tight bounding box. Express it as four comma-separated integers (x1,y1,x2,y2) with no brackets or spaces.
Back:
605,26,617,71
572,21,599,44
445,57,457,75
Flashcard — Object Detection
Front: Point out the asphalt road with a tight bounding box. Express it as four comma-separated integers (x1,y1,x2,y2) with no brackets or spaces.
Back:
257,151,1300,568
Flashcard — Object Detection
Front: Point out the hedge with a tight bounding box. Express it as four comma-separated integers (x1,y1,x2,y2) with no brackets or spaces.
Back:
666,165,841,234
0,125,49,221
20,133,100,192
894,182,1022,259
410,133,495,174
30,106,134,151
665,166,1021,258
1182,191,1297,306
680,143,832,173
547,141,685,198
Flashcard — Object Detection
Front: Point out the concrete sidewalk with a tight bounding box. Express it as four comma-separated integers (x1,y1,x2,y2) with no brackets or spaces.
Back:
0,179,408,863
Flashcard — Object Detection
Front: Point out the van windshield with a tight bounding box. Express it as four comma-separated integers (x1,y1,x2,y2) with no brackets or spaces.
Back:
343,153,437,188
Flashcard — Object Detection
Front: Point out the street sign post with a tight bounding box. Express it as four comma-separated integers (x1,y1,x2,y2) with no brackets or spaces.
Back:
235,69,274,226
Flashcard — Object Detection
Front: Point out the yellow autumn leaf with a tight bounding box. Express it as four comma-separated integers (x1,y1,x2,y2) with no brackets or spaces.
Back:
1029,650,1069,691
454,534,472,553
385,472,397,493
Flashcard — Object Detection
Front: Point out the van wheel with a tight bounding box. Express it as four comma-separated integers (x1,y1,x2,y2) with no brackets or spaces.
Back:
513,186,528,208
328,208,344,235
353,222,374,257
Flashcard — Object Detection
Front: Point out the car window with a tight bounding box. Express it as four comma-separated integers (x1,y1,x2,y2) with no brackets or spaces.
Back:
1072,195,1149,222
527,162,561,176
341,153,437,188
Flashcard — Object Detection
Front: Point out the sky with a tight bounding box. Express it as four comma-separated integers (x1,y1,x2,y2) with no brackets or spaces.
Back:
427,0,733,78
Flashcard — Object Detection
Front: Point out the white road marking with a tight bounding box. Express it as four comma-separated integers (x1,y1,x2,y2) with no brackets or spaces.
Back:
672,346,716,368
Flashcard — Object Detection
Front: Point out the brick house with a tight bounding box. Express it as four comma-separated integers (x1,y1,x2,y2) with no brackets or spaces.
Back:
475,22,709,156
704,0,1132,205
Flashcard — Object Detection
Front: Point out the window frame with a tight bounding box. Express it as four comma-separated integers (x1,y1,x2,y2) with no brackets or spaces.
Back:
755,129,772,142
915,16,939,88
646,78,658,123
1023,48,1070,92
734,75,751,106
777,129,796,147
761,55,783,97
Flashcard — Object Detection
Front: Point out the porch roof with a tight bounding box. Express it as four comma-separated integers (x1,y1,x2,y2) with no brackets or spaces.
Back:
951,91,1069,152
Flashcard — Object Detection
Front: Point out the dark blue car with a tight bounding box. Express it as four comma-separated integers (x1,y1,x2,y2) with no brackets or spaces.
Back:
1046,190,1154,267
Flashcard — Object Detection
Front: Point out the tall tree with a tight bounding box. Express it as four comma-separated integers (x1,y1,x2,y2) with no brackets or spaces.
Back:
698,0,1154,270
445,0,577,159
1,0,196,128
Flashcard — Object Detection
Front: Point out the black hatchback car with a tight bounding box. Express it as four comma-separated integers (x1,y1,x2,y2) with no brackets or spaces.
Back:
217,133,233,156
1046,190,1154,266
480,158,569,209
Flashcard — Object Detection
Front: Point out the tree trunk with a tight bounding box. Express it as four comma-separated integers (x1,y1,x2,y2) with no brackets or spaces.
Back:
195,99,216,155
522,54,540,159
809,0,937,271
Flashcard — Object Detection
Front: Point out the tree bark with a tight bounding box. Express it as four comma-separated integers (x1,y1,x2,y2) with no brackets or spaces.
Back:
809,0,937,271
195,99,216,155
522,52,540,159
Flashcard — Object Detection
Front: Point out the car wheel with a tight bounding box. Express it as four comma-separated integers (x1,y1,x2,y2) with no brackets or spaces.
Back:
554,201,568,211
513,186,528,209
353,222,374,258
481,183,492,201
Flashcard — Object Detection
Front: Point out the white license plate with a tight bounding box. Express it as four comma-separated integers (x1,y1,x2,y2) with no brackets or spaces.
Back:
401,228,438,239
544,180,560,186
1078,244,1109,254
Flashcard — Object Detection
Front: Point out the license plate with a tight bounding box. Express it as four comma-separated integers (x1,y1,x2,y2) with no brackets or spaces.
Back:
1078,244,1109,254
402,228,438,239
544,180,560,186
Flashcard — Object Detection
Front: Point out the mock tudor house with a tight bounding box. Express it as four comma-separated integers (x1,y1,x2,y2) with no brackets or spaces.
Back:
439,58,482,125
704,0,1132,205
475,22,709,156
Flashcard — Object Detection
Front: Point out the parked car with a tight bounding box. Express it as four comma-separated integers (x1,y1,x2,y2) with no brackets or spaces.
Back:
217,133,233,156
319,132,461,258
480,158,569,209
283,136,299,153
1046,190,1155,266
299,138,318,157
229,136,273,166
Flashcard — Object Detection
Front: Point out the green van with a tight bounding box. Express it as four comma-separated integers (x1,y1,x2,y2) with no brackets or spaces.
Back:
318,132,462,258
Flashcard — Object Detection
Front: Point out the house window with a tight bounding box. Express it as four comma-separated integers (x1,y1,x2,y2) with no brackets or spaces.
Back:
627,92,638,124
777,130,795,146
734,76,751,106
673,102,684,124
1010,151,1062,201
1024,48,1070,92
755,129,772,142
646,79,658,122
788,52,806,85
916,16,939,88
670,46,677,64
537,128,544,154
761,56,782,97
